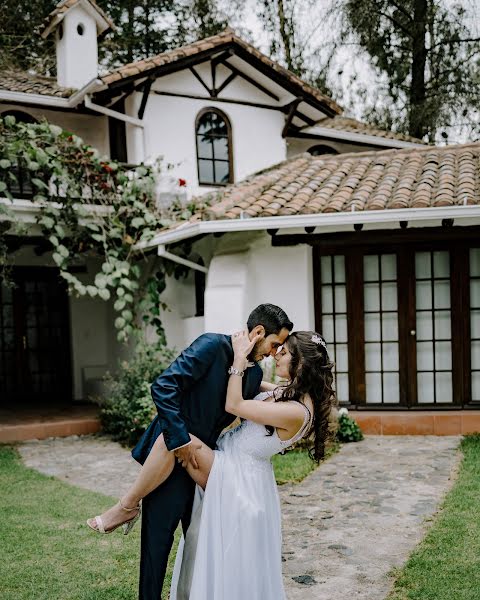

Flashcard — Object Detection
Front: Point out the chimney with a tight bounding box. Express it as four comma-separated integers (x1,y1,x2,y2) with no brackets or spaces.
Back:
41,0,114,89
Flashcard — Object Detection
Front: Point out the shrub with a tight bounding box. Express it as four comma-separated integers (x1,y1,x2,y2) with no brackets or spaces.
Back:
100,343,176,446
336,407,364,442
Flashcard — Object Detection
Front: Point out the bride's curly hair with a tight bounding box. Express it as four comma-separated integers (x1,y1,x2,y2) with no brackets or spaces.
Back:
267,331,336,463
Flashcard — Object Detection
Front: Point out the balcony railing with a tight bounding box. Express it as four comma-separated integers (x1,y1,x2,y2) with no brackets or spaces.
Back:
1,161,140,203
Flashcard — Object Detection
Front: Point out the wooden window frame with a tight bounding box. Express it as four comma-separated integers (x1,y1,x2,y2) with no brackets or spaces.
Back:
195,107,234,187
311,230,478,410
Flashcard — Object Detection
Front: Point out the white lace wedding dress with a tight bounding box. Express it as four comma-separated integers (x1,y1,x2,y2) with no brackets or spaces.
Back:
170,391,311,600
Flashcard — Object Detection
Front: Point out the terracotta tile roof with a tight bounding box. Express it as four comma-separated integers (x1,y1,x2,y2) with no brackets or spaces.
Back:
198,143,480,220
0,70,73,97
102,29,341,115
42,0,115,38
315,116,426,145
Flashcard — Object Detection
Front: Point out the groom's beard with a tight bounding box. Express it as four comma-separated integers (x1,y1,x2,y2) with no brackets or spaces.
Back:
249,340,265,363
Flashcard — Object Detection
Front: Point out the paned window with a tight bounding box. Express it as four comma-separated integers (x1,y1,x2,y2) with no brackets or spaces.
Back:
196,109,233,186
320,255,349,403
415,251,452,403
470,248,480,402
363,254,400,404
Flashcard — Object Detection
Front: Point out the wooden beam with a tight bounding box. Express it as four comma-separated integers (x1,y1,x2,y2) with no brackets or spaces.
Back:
152,89,284,112
232,44,339,117
221,59,280,101
282,97,302,138
215,71,237,96
189,66,213,96
272,225,480,249
137,77,154,119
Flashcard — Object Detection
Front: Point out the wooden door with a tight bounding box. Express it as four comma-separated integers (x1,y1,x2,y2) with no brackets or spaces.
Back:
314,245,470,408
0,268,72,404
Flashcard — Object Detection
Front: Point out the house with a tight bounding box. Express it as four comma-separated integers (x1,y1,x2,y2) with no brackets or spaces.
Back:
2,0,478,438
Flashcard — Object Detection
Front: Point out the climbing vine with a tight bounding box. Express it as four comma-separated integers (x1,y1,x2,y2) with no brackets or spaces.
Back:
0,116,204,342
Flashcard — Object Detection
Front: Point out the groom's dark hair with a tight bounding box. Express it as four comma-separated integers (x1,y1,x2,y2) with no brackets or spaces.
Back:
247,304,293,337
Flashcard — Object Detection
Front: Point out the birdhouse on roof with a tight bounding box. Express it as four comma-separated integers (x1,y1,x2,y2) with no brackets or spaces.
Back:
41,0,115,90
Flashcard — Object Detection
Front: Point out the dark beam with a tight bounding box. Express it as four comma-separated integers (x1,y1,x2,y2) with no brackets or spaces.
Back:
215,71,237,96
152,89,285,112
211,49,235,69
286,129,402,149
107,44,233,90
231,44,339,117
272,225,480,249
293,110,316,126
221,59,280,101
137,77,154,119
190,66,213,96
282,97,302,138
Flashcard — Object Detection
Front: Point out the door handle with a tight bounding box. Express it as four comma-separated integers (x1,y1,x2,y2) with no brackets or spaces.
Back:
410,330,416,336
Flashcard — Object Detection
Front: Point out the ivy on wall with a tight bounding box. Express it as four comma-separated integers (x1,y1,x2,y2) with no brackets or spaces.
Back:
0,116,206,343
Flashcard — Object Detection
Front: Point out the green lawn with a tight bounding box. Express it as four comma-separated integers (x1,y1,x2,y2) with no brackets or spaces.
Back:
387,434,480,600
0,445,320,599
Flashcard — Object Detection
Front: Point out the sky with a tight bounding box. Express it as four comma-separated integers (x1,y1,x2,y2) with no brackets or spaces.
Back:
228,0,480,143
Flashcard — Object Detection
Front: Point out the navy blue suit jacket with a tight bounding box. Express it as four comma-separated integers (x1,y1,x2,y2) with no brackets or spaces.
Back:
132,333,263,463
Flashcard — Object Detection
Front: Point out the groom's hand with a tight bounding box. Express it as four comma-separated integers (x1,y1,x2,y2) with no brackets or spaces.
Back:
174,439,202,469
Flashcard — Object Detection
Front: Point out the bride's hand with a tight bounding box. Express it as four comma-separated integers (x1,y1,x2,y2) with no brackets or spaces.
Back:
232,329,261,361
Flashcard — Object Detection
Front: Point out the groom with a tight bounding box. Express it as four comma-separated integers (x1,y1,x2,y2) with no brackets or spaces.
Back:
132,303,293,599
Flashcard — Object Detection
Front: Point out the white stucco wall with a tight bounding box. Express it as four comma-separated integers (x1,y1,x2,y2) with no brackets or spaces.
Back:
202,232,315,336
0,103,110,155
286,137,383,157
125,69,287,196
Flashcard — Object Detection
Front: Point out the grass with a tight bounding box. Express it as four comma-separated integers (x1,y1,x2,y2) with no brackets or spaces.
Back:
272,442,339,484
0,443,325,599
0,446,179,600
387,434,480,600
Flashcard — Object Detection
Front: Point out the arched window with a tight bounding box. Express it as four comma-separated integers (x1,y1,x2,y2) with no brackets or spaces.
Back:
196,108,233,186
307,144,338,156
1,110,37,124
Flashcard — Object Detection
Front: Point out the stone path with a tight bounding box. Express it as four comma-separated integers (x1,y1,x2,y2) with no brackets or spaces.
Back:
19,434,461,599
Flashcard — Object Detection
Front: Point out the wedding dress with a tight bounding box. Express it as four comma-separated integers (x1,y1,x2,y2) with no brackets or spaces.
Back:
170,391,312,600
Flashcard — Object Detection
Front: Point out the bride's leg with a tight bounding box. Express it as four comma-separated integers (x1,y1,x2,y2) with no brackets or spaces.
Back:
183,434,215,490
88,433,175,532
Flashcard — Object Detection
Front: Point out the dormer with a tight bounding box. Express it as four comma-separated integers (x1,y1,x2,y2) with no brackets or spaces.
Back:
41,0,114,89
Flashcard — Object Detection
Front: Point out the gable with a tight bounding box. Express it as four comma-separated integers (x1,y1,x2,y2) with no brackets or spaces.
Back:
96,31,341,136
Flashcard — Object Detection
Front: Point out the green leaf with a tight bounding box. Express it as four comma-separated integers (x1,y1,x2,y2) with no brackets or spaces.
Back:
54,225,65,237
0,159,11,169
98,288,111,301
121,309,133,321
115,317,126,329
49,235,59,246
52,252,63,265
91,233,105,243
57,245,69,258
0,181,7,193
86,286,98,297
102,262,114,274
94,273,108,288
131,217,145,228
40,216,55,229
114,299,126,311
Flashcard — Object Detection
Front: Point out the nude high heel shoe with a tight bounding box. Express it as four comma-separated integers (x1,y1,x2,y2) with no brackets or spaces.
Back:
87,499,141,535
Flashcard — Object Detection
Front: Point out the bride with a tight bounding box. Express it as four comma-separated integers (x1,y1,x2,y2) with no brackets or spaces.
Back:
88,329,335,598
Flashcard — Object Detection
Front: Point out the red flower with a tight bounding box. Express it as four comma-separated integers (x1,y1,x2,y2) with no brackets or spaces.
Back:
178,178,187,187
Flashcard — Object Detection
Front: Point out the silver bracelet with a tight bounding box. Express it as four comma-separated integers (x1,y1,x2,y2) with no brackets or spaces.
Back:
228,366,244,378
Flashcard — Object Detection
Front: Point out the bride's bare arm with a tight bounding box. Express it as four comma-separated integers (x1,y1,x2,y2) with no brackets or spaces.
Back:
260,380,279,392
226,332,304,435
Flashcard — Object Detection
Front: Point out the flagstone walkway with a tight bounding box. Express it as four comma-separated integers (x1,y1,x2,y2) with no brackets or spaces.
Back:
18,434,461,599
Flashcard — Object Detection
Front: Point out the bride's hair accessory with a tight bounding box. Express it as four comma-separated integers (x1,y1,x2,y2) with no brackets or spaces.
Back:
311,334,327,350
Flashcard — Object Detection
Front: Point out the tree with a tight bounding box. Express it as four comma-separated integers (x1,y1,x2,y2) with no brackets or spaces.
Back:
256,0,338,98
334,0,480,141
0,1,57,73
